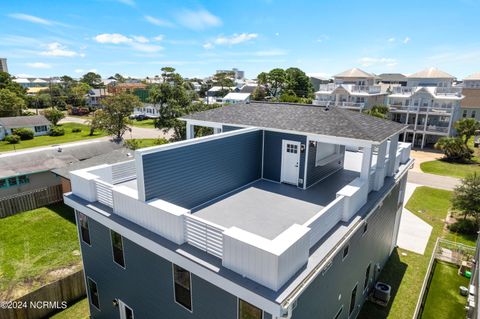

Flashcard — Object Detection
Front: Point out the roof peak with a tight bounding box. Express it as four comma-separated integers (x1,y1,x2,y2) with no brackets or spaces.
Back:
334,68,374,78
408,67,454,79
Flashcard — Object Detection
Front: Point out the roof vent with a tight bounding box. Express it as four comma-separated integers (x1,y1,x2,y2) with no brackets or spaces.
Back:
57,147,62,152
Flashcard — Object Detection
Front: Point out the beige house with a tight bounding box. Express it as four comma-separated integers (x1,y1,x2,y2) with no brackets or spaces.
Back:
461,72,480,121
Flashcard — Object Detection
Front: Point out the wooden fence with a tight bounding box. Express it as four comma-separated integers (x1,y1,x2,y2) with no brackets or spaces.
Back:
0,185,63,218
0,270,86,319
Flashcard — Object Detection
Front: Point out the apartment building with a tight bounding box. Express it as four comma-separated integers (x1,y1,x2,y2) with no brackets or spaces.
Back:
461,72,480,122
64,102,412,319
313,68,387,111
0,58,8,73
387,68,463,148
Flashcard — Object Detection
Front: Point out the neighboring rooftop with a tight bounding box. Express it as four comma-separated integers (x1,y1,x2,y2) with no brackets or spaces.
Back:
0,115,51,128
377,73,406,82
181,102,406,143
408,67,455,79
222,92,251,101
464,72,480,81
334,68,374,78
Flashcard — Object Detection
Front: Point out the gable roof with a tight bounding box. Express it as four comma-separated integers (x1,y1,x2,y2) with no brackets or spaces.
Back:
334,68,374,78
464,72,480,81
181,102,406,143
408,67,455,79
0,115,51,128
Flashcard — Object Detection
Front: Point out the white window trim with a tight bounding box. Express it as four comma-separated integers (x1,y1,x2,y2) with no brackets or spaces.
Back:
361,221,368,237
87,276,101,311
119,299,134,319
172,263,193,313
363,263,371,294
237,298,264,319
110,230,126,269
342,244,349,261
78,212,92,247
349,282,358,317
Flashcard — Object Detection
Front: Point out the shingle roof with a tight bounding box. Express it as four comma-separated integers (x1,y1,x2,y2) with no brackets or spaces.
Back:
378,73,406,82
334,68,374,78
408,67,455,79
0,141,123,178
52,148,134,179
0,115,51,128
181,102,406,143
464,72,480,81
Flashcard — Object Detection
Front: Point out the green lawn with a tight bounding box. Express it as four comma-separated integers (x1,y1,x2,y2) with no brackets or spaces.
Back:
50,298,89,319
125,138,169,149
130,119,156,128
420,160,480,179
0,203,82,299
359,186,475,319
0,123,107,152
421,261,469,319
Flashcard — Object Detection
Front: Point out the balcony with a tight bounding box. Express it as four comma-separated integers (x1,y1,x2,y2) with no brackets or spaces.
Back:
318,83,337,92
351,85,381,94
434,87,462,97
425,125,449,134
312,100,365,109
391,87,415,95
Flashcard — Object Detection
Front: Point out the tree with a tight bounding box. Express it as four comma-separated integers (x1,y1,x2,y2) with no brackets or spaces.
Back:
435,137,473,162
95,92,141,140
363,105,389,119
113,73,126,83
251,86,267,101
161,67,176,82
213,71,235,94
284,67,314,98
0,72,27,99
265,68,286,97
69,82,91,107
0,88,25,117
80,72,103,88
452,173,480,226
42,107,65,125
454,118,480,145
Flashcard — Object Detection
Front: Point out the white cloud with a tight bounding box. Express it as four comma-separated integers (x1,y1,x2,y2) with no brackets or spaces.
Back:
204,33,258,49
153,35,164,42
403,37,411,44
359,57,398,67
40,42,85,57
8,13,53,25
176,9,222,30
94,33,132,44
74,69,84,73
144,15,175,27
26,62,51,69
130,42,163,53
132,35,149,43
388,37,396,43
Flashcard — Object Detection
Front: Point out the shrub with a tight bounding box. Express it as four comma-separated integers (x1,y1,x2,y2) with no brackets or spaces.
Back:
448,219,478,235
49,126,65,136
154,138,168,146
42,107,65,125
124,139,140,150
71,128,82,133
13,128,34,140
435,137,473,162
4,134,20,144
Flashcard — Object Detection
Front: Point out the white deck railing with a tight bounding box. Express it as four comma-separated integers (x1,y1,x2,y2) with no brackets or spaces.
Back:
184,214,226,259
111,160,136,184
94,179,114,207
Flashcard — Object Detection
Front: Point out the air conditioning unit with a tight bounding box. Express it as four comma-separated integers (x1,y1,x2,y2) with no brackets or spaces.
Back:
374,282,391,303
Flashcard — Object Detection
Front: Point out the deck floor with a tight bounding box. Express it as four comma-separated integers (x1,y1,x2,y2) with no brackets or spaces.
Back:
193,169,359,239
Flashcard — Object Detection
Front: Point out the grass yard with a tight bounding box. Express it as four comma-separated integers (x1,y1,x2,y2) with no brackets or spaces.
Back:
0,123,107,152
50,298,89,319
421,261,469,319
0,203,82,299
130,119,156,128
359,186,475,319
125,138,169,149
420,160,480,179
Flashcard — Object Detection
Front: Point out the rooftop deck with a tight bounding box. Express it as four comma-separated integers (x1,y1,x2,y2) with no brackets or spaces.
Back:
193,170,359,240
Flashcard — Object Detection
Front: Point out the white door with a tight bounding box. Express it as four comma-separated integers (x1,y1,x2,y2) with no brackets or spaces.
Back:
119,300,134,319
281,140,301,185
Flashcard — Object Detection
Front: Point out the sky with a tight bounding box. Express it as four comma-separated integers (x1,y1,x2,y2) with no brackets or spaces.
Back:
1,0,480,79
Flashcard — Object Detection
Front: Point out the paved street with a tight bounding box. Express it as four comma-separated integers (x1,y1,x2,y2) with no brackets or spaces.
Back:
407,170,460,191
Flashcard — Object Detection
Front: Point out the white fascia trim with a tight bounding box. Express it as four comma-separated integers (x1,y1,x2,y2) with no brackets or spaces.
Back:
135,127,259,156
134,151,146,202
64,197,282,317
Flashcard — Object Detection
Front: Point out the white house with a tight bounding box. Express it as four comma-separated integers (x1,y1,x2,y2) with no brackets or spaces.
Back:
0,115,52,140
222,92,251,104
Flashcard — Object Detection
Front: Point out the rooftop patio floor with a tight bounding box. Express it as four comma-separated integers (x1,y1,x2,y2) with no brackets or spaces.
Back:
193,169,359,240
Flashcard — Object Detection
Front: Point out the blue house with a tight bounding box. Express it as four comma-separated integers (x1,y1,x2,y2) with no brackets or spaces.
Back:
64,102,412,319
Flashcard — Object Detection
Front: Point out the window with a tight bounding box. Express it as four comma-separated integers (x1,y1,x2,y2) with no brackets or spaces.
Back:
87,278,100,310
173,264,192,311
286,143,298,154
121,303,134,319
472,111,477,118
349,284,357,315
342,245,349,260
362,222,368,235
0,179,6,188
239,299,263,319
463,110,468,118
111,230,125,268
78,212,91,245
334,305,343,319
34,125,48,133
315,143,341,166
364,264,371,292
7,177,17,187
18,175,29,185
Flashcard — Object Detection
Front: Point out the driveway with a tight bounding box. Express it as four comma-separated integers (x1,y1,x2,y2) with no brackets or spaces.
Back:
409,149,443,173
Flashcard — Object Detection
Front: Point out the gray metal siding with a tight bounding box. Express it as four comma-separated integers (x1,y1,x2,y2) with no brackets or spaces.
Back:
142,130,263,208
78,215,243,319
291,178,403,319
222,125,243,132
306,145,345,188
262,131,306,185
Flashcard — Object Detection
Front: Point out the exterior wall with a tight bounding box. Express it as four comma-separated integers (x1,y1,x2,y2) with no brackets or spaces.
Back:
60,177,72,194
367,94,387,107
142,130,263,208
262,131,306,186
0,171,60,198
291,177,404,319
78,214,274,319
0,125,51,139
306,144,345,188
